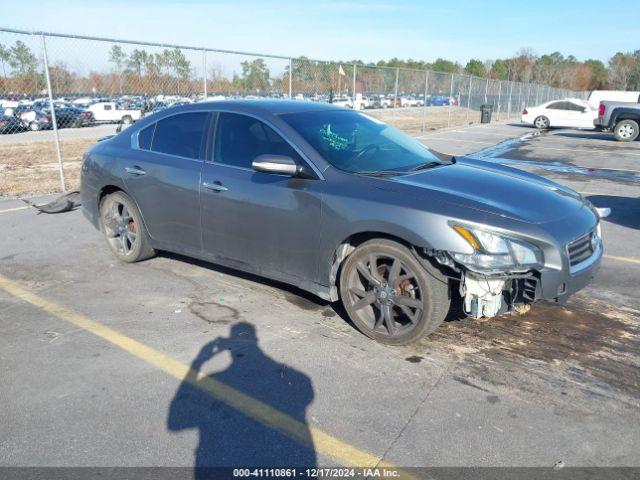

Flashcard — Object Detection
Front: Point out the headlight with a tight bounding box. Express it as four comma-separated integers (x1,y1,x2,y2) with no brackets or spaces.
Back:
449,224,543,273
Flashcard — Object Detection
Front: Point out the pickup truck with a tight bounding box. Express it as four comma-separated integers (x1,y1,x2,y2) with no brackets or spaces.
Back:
594,100,640,142
88,102,142,125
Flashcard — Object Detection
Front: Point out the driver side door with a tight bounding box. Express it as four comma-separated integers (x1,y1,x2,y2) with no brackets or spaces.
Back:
199,112,323,284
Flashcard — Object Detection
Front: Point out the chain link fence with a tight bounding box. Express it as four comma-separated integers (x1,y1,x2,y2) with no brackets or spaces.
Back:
0,27,586,197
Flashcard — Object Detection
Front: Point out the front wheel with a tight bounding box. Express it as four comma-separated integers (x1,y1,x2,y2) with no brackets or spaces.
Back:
121,115,133,125
533,116,549,129
614,119,639,142
100,191,155,263
339,239,450,345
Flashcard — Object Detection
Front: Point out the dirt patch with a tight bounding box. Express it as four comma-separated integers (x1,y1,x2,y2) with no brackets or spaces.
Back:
188,300,240,325
0,138,95,197
410,296,640,409
366,106,479,133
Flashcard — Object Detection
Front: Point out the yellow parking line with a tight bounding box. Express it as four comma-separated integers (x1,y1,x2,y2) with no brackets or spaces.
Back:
0,205,30,214
604,254,640,265
0,272,395,469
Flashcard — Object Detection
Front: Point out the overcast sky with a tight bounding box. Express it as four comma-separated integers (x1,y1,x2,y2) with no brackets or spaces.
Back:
0,0,637,64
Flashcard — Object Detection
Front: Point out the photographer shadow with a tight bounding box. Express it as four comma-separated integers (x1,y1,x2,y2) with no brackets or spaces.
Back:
168,322,316,476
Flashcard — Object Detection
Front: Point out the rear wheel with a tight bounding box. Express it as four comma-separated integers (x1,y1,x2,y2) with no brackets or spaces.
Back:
121,115,133,125
339,239,450,345
99,191,155,263
534,116,550,129
614,119,639,142
29,122,40,131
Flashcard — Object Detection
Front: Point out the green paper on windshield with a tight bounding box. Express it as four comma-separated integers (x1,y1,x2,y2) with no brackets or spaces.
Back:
319,124,348,150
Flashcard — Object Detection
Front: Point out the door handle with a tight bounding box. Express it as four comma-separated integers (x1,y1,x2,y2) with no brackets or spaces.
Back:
125,166,146,176
202,181,228,192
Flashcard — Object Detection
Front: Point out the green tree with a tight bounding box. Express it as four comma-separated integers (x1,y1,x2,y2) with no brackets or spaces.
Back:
127,49,149,77
8,40,37,75
240,58,270,92
167,48,190,80
164,48,191,94
430,58,460,74
0,43,9,79
7,40,39,93
108,45,127,93
490,59,508,80
464,59,485,77
109,45,127,71
584,59,607,88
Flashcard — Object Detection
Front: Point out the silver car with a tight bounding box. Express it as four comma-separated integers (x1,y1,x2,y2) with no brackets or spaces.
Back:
81,100,603,345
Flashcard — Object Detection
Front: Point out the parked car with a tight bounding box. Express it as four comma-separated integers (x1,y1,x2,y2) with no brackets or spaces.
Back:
386,96,403,108
400,96,419,107
81,100,604,345
0,114,25,134
15,108,52,131
88,102,142,124
370,95,390,109
427,96,450,107
46,106,95,128
594,100,640,142
521,99,597,130
331,97,353,108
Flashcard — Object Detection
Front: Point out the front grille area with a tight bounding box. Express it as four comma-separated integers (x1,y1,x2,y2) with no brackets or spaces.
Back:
567,231,596,267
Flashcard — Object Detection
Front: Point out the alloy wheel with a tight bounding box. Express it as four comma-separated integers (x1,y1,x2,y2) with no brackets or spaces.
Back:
344,253,424,338
102,198,137,256
534,117,548,129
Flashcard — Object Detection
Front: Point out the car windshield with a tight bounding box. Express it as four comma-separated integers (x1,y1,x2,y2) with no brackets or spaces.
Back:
280,110,444,174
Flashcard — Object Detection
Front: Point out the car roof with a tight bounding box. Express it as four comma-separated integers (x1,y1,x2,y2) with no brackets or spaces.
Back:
178,99,347,116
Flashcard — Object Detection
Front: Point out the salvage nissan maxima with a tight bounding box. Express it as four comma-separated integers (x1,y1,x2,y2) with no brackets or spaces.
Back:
80,100,604,345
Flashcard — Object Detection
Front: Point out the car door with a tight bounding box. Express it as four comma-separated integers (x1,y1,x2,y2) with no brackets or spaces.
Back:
545,101,573,126
569,100,596,128
122,111,211,254
200,111,322,283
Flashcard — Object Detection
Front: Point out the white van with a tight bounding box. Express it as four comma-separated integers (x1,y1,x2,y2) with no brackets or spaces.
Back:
587,90,640,108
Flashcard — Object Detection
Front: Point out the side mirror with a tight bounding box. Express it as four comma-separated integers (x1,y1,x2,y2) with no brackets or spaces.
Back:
252,154,298,177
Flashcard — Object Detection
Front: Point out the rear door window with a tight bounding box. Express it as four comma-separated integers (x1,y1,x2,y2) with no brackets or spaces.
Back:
151,112,208,159
547,102,571,110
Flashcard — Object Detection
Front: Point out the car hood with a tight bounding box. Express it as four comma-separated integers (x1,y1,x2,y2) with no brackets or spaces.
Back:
391,158,587,224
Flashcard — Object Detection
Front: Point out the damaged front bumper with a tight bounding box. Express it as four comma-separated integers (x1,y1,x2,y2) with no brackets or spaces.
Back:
449,233,603,319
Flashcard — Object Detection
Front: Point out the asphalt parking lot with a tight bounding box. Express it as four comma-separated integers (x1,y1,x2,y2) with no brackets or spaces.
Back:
1,122,639,471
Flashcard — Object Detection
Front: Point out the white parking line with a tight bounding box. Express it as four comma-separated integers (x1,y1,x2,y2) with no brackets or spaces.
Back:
0,206,30,214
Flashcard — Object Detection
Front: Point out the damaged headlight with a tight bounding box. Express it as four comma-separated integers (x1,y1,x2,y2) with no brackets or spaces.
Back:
449,224,543,273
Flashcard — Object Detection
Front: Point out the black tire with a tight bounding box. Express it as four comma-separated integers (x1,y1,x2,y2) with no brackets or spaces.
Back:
533,116,550,129
121,115,133,125
99,191,155,263
339,239,450,345
613,119,639,142
29,122,40,131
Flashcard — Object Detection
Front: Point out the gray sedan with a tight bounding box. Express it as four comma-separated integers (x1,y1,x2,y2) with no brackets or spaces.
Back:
80,100,603,345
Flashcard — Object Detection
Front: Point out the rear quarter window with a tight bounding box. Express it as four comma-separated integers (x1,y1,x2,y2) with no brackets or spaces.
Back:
137,124,155,150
